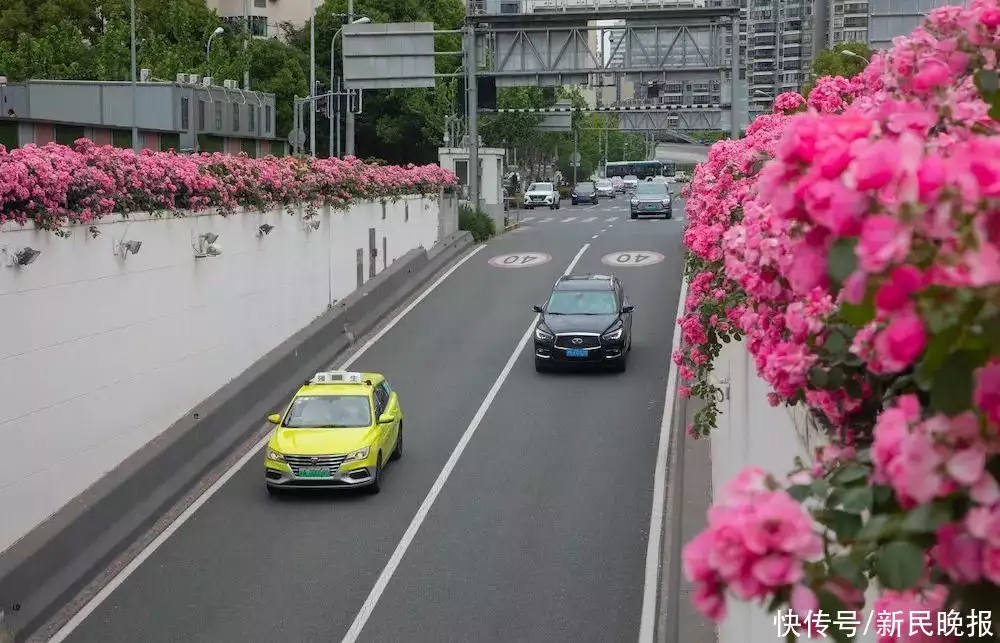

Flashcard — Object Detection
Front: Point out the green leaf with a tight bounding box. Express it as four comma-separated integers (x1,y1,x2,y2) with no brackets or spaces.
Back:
856,514,894,542
827,367,846,388
828,237,859,285
831,465,869,486
787,484,812,502
872,485,896,512
821,509,864,541
840,301,875,327
900,501,952,534
824,330,848,356
830,554,867,589
808,366,828,388
875,540,925,590
840,486,874,513
976,69,1000,94
811,478,829,499
929,349,985,415
816,588,852,643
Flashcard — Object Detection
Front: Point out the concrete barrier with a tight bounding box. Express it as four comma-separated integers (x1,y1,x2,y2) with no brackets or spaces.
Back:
0,230,474,642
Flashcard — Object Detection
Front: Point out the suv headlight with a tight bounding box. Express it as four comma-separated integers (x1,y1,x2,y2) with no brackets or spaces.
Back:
346,446,370,462
662,198,671,205
630,198,639,206
535,325,554,341
602,323,624,341
266,449,285,462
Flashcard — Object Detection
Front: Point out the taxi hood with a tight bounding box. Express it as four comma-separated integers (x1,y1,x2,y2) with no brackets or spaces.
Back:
272,427,374,455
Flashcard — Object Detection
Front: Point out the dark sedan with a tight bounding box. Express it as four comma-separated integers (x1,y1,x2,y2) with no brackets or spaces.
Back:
532,274,634,373
571,181,599,205
629,182,673,219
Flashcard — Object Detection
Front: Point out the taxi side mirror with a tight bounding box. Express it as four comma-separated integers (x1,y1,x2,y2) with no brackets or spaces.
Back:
378,411,396,424
267,413,281,424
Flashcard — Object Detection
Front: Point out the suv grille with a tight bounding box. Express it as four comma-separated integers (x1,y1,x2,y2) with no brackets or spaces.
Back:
555,335,601,348
285,453,348,473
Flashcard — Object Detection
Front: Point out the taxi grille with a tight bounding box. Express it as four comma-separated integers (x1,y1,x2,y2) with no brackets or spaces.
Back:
285,453,348,473
555,335,601,349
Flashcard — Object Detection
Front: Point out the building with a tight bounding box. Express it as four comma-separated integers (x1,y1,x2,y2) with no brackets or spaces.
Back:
0,78,280,156
866,0,954,50
205,0,306,39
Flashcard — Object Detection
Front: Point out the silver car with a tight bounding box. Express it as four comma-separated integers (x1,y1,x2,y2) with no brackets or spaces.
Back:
630,182,673,219
595,179,615,198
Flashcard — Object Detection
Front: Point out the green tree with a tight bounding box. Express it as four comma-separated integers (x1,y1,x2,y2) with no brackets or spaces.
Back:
801,41,872,96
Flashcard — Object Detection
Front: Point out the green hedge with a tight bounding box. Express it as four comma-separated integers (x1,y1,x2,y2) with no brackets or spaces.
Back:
458,204,495,242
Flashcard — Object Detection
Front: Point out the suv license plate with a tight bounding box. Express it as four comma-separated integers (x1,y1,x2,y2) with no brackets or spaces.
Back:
565,348,588,357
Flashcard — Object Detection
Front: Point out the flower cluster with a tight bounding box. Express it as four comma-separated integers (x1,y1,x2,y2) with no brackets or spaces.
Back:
0,139,458,232
679,0,1000,632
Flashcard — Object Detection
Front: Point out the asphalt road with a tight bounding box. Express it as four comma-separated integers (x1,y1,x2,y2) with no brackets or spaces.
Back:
57,195,686,643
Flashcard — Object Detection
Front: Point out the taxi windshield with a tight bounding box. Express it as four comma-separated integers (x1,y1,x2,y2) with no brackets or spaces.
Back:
546,290,618,315
283,395,372,428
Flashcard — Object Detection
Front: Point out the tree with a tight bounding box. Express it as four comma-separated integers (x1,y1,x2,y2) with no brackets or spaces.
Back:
801,41,872,96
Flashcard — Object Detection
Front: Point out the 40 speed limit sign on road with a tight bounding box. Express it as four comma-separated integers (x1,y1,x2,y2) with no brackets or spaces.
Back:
488,252,553,268
600,251,665,267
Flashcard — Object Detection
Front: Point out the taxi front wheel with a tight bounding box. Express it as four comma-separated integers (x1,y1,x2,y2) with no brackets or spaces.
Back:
390,423,403,461
367,455,383,494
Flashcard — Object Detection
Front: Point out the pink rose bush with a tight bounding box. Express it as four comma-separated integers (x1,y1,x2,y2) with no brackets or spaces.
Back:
0,139,458,233
679,0,1000,636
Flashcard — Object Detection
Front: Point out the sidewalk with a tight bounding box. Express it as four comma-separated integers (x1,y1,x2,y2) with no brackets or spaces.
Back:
657,395,715,643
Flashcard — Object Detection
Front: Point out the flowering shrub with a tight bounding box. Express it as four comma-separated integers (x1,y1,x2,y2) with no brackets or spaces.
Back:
0,139,458,233
679,0,1000,637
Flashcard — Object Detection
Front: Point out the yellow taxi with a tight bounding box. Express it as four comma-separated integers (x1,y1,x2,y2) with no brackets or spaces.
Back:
264,371,403,495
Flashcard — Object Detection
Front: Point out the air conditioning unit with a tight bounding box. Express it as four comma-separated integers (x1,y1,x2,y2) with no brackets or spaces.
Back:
223,79,238,89
202,76,214,87
188,74,202,85
140,68,152,82
176,72,188,84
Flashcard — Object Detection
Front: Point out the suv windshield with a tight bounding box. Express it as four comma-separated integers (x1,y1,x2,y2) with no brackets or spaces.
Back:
528,183,553,192
283,395,372,428
637,183,667,195
546,290,618,315
575,182,594,191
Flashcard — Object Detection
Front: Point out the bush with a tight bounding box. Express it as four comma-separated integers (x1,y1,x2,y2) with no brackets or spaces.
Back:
458,204,495,242
558,186,571,199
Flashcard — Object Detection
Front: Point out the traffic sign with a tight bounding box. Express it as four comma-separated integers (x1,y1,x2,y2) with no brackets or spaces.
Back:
570,151,581,163
488,252,552,268
600,251,665,267
287,129,306,146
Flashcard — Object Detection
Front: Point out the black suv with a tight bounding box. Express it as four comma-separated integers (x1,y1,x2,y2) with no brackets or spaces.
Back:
571,181,598,205
532,274,634,373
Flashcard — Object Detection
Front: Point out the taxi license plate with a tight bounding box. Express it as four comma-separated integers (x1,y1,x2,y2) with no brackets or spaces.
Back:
566,348,588,358
298,467,332,478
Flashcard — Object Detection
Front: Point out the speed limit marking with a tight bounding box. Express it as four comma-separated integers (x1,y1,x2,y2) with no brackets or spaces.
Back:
600,251,666,267
488,252,553,268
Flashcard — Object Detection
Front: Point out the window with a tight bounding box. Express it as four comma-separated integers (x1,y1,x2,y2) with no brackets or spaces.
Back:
249,106,256,132
55,125,86,146
181,97,189,130
214,102,222,130
254,0,265,6
264,105,272,133
198,100,206,130
112,129,133,148
0,121,18,149
241,138,257,157
546,291,618,315
160,133,180,152
250,15,268,37
232,103,240,131
373,387,388,417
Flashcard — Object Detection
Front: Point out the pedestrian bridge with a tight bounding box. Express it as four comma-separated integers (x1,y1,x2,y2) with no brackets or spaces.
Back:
654,142,710,164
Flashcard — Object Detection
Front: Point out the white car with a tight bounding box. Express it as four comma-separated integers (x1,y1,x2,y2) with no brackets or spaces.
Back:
595,179,615,198
523,182,561,210
622,175,640,191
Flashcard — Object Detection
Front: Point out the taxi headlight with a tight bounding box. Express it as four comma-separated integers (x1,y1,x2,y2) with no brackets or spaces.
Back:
346,446,371,462
266,449,285,462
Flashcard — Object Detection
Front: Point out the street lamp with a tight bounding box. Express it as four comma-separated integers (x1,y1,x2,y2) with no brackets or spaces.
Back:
841,49,870,65
130,0,138,151
329,16,371,158
206,26,225,78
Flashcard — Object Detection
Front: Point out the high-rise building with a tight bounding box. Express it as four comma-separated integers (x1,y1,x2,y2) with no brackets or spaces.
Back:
205,0,306,40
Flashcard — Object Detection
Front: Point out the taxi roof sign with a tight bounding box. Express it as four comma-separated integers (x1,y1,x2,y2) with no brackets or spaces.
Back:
310,371,364,384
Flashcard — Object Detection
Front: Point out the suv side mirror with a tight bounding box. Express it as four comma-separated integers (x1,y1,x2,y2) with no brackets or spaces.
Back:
533,304,544,313
621,305,634,314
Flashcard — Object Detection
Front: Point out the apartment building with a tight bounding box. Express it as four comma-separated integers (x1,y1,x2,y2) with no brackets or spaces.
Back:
205,0,308,40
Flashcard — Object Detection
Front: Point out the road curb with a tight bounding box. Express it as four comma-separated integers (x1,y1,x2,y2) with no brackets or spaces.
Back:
0,230,474,643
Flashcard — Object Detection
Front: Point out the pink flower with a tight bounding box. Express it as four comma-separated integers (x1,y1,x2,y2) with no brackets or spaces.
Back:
973,359,1000,427
873,310,927,372
857,215,912,273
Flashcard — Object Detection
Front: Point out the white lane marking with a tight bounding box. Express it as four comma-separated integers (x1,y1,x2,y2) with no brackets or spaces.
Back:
521,216,536,222
340,243,593,643
588,204,599,209
637,273,690,643
581,216,597,223
592,234,599,239
608,224,615,228
606,217,619,222
561,217,577,223
46,243,489,643
539,217,554,223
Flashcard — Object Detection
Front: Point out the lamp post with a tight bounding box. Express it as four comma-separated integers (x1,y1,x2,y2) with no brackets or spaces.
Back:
130,0,138,151
206,26,225,78
329,16,371,158
309,0,316,156
840,49,870,65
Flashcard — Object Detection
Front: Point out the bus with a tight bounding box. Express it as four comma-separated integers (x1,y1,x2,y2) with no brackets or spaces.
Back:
604,160,676,179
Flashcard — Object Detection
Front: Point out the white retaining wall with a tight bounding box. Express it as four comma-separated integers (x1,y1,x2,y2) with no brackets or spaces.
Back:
711,339,876,643
0,194,448,553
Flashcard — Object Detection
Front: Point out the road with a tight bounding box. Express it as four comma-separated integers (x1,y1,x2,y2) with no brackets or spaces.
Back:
53,195,686,643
